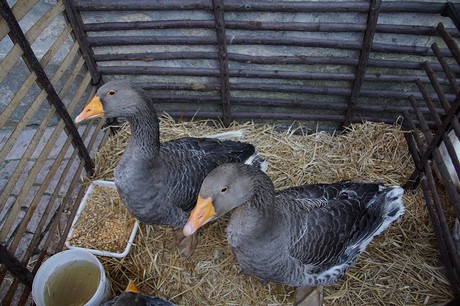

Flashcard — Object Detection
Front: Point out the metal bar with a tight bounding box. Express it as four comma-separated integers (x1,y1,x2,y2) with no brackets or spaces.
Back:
0,0,94,175
63,0,101,85
345,0,381,125
213,0,231,126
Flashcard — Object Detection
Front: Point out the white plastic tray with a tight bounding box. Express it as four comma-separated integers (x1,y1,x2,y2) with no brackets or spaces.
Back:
65,180,139,258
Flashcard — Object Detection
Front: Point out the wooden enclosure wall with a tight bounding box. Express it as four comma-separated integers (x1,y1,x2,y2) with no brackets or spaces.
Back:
402,23,460,294
71,0,460,129
0,0,104,304
0,0,459,305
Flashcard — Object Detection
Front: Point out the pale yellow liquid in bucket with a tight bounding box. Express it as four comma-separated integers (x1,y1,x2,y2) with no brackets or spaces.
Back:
43,260,101,306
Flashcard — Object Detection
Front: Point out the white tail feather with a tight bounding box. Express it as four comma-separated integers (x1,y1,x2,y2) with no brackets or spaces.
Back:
207,130,245,140
244,153,269,173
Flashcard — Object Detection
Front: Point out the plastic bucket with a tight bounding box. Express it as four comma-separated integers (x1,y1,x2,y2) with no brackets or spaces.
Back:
32,249,111,306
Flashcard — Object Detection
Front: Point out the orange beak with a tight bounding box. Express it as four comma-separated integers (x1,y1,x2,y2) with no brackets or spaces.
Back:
183,195,216,236
125,279,140,293
75,96,104,123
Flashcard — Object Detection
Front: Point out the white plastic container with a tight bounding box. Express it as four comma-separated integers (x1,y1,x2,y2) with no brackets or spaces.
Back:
65,180,139,258
32,249,111,306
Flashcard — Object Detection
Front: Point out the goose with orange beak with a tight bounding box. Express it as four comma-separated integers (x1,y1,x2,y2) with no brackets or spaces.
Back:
74,80,267,257
183,163,405,306
75,94,105,123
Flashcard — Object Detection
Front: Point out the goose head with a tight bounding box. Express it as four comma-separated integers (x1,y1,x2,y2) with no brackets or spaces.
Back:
183,163,255,236
75,80,150,123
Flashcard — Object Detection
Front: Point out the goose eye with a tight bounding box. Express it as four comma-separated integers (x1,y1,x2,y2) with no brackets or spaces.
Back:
107,90,116,96
220,187,228,194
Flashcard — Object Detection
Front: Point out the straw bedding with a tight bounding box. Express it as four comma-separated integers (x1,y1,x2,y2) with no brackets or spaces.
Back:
88,115,454,305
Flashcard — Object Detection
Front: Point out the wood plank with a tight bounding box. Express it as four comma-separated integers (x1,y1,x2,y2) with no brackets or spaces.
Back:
344,0,381,125
0,42,80,172
74,0,447,13
0,45,23,83
0,72,92,242
0,76,95,291
1,1,95,176
0,49,82,218
0,1,65,83
0,26,72,126
0,98,54,241
0,0,38,40
212,0,231,126
7,58,86,254
63,0,101,85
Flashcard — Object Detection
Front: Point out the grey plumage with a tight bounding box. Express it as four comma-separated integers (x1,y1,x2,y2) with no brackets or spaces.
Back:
190,163,405,287
91,80,265,227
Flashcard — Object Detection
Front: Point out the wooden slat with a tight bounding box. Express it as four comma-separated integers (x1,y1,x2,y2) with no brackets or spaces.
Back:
212,0,231,126
420,96,460,164
420,166,460,295
96,65,455,86
0,78,96,296
63,0,101,85
0,98,54,241
0,0,38,40
83,20,460,38
92,51,460,74
0,42,80,194
140,90,442,115
0,71,92,253
0,1,65,82
431,43,460,93
0,26,73,128
162,110,408,125
0,45,82,230
96,73,454,102
73,0,448,14
86,34,454,57
345,0,381,125
6,58,86,254
437,23,460,67
1,1,95,176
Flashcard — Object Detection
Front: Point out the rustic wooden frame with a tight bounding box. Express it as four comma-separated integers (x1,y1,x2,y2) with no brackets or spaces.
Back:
0,0,459,304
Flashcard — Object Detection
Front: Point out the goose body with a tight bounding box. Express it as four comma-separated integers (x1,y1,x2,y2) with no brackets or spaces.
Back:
184,163,405,288
75,80,267,228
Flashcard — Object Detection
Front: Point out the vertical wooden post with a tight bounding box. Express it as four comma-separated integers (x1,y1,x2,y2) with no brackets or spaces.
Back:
212,0,231,126
344,0,381,126
63,0,102,86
